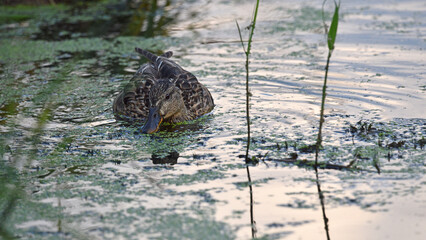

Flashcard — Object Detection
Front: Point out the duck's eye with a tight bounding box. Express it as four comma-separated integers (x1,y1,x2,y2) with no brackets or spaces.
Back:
165,94,171,100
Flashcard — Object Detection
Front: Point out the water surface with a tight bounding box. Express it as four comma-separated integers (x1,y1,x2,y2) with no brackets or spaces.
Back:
0,0,425,239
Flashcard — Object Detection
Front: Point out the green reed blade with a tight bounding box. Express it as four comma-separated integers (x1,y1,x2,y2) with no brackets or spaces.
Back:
327,2,340,51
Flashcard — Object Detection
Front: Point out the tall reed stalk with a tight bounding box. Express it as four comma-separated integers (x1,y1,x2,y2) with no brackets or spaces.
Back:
314,2,340,240
315,0,340,167
236,1,260,238
236,0,260,163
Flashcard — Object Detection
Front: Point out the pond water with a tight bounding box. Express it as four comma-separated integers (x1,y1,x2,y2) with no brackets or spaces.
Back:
0,0,425,239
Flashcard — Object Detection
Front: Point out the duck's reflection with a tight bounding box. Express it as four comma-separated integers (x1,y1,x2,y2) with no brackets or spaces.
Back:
151,151,179,165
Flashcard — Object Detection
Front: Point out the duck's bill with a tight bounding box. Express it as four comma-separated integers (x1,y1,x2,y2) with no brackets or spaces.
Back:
141,107,163,134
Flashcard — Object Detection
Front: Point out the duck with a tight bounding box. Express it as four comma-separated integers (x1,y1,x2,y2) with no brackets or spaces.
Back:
113,48,214,134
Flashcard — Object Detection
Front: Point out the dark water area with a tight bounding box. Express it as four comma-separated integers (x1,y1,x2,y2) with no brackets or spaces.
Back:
0,0,425,239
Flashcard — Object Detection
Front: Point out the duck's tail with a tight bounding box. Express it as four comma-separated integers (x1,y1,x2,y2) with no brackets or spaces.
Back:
135,48,181,79
135,48,173,61
161,51,173,58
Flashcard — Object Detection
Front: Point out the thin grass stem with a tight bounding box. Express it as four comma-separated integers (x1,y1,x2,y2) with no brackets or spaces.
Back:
236,0,260,163
314,2,340,240
315,51,332,165
315,0,340,166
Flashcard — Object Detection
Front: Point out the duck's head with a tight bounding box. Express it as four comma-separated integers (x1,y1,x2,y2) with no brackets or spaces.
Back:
141,79,185,134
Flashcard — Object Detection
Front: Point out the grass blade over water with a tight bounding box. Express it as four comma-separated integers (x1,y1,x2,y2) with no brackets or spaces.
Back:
236,1,260,238
236,0,260,164
315,0,340,166
315,2,340,239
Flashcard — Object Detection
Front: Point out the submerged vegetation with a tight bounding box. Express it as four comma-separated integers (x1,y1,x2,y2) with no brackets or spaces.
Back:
0,0,425,239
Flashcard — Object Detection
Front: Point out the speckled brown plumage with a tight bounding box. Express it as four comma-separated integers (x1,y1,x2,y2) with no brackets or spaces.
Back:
113,48,214,129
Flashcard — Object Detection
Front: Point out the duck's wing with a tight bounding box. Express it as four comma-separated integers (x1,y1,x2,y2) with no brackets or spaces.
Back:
175,72,214,119
113,50,175,122
113,71,153,122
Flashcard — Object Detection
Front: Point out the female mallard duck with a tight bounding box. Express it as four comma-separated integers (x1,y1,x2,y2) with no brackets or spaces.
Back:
113,48,214,133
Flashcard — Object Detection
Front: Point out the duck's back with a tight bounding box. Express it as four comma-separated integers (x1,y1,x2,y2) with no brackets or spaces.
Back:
113,49,214,123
